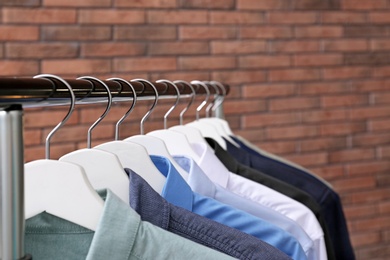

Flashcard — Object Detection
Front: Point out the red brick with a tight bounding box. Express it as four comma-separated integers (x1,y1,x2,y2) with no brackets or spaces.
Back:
321,11,367,23
180,26,236,40
25,144,77,162
79,104,138,124
357,244,390,259
309,165,345,181
352,79,390,92
42,26,111,41
0,61,39,76
243,112,300,128
373,92,390,105
320,122,366,136
323,66,371,80
350,187,390,204
379,201,390,214
115,26,176,40
179,0,234,9
370,118,390,132
334,176,377,193
373,66,390,78
233,129,266,143
79,10,144,24
370,12,390,23
344,25,388,37
370,39,390,51
239,55,291,68
350,106,390,120
24,108,79,128
293,0,341,10
240,26,292,39
268,12,318,24
344,204,378,219
0,26,39,41
284,152,328,167
223,100,267,114
300,82,352,95
266,125,318,140
323,39,369,52
6,43,78,58
3,8,76,24
269,68,321,82
149,42,209,55
179,56,236,70
211,40,266,54
321,94,368,108
42,59,111,75
352,133,390,148
351,232,382,248
243,83,297,98
329,148,376,163
377,173,390,187
352,216,390,232
24,129,42,146
295,26,343,38
44,0,110,7
210,11,264,24
237,0,289,10
345,52,390,65
342,0,387,10
4,0,40,6
301,109,348,123
81,43,145,57
148,10,208,24
151,72,211,83
212,71,266,84
270,40,320,53
300,137,347,152
293,53,342,66
114,57,176,72
270,97,320,111
115,0,177,8
255,140,297,155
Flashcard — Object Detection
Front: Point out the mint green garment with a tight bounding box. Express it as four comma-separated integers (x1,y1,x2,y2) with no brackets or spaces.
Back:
25,189,234,260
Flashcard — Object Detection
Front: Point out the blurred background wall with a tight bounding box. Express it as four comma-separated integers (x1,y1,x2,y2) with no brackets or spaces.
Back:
2,0,390,258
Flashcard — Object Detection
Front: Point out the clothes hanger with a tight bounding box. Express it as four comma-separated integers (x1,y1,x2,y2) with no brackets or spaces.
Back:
186,80,227,149
24,74,104,231
94,77,165,194
147,79,201,161
59,76,130,204
169,80,209,146
199,81,240,147
124,79,189,181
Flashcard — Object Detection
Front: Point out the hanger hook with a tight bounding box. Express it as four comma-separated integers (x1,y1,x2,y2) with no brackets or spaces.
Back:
210,81,226,116
156,79,180,129
33,74,76,159
191,80,210,120
130,79,158,135
107,78,137,140
173,80,195,125
76,76,112,148
204,81,219,118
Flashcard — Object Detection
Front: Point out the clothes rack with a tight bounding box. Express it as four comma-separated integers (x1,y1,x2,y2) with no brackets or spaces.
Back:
0,76,229,260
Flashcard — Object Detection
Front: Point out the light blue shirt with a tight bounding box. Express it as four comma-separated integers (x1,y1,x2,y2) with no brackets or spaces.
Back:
173,155,315,258
151,155,308,260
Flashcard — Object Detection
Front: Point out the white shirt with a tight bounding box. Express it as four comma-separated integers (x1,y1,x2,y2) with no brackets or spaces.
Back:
191,142,328,260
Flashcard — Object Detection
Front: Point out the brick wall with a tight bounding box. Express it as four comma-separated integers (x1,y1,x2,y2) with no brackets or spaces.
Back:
2,0,390,258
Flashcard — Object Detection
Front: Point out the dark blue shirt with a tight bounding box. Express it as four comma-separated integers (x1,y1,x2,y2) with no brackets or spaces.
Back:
225,136,355,260
126,168,292,260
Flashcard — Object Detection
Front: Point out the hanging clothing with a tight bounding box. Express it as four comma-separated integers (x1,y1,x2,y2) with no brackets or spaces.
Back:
25,189,234,260
148,155,308,260
205,137,336,260
224,137,355,260
127,169,292,260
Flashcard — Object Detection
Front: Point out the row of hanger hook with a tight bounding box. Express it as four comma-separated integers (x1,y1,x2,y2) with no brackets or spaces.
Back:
32,74,227,159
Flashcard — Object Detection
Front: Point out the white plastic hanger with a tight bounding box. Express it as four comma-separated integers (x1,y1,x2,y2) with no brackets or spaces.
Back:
94,78,165,194
186,80,227,149
123,79,189,181
59,76,129,204
25,74,103,231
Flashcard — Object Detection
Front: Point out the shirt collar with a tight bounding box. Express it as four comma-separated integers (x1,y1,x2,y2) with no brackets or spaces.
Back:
206,138,239,173
127,168,170,230
191,142,229,188
150,155,193,211
86,189,138,260
173,155,216,199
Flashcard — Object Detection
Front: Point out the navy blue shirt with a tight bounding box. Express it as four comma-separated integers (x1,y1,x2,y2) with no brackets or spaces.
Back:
126,168,292,260
225,136,355,260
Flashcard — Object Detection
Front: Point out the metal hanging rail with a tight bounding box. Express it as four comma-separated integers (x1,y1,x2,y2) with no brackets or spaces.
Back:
0,76,229,260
